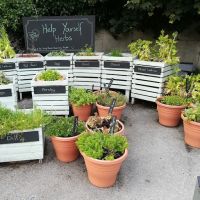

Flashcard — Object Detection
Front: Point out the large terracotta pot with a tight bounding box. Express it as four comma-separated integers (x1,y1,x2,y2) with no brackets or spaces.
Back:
81,149,128,187
51,135,79,162
85,118,125,135
96,102,126,120
182,114,200,148
156,97,186,127
72,104,92,121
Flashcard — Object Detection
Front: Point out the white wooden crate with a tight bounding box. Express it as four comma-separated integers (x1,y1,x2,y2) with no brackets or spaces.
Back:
101,53,134,100
72,53,103,89
16,54,44,97
0,77,17,110
131,59,173,103
0,127,44,163
45,53,74,85
31,72,69,116
0,58,18,91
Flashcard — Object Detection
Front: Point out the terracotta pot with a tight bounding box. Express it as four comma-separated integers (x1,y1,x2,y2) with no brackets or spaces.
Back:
85,118,125,135
96,102,126,120
81,149,128,187
182,114,200,148
51,135,79,162
156,97,186,127
72,104,92,121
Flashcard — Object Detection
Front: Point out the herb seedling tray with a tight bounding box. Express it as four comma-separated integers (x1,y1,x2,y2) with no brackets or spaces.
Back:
44,53,74,85
31,73,69,116
131,60,174,103
0,127,44,163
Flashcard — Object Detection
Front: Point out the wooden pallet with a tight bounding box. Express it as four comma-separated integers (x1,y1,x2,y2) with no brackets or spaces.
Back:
31,73,69,116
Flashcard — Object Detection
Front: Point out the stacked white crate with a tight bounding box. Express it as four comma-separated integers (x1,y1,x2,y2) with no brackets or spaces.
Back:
31,72,69,116
72,53,103,90
45,53,73,85
131,60,173,103
101,53,133,100
16,54,44,99
0,58,18,91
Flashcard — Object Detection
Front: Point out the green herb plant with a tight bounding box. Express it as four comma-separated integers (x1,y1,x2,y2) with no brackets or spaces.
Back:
0,27,15,63
77,45,95,56
184,105,200,123
76,131,128,160
47,51,68,56
69,87,96,106
37,70,63,81
160,96,188,106
109,49,122,57
97,90,126,107
0,72,11,85
44,116,85,137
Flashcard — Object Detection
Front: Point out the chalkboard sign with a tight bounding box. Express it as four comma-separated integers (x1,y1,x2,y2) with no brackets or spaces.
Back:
18,61,43,69
135,65,161,75
46,60,70,67
0,89,12,97
0,131,39,144
104,61,130,69
23,16,95,52
34,86,66,94
75,61,99,68
0,63,15,71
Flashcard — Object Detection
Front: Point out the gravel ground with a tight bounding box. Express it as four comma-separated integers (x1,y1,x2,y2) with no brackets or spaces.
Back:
0,100,199,200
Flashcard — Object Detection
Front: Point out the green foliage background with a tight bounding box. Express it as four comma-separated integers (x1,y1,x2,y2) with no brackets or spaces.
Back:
0,0,200,49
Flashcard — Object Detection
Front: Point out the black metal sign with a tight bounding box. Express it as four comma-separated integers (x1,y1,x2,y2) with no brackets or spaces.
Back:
46,60,70,67
0,89,12,97
104,61,130,69
18,61,43,69
0,62,15,71
134,65,161,75
34,86,66,94
75,61,99,68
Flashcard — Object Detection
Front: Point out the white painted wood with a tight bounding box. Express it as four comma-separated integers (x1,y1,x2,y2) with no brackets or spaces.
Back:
133,89,162,97
134,59,167,67
101,79,131,86
102,69,132,75
101,83,131,90
73,52,103,60
132,84,163,93
0,127,44,163
133,74,167,82
45,110,69,115
16,53,44,62
102,74,132,81
45,53,73,62
102,53,134,62
131,93,158,102
73,77,101,82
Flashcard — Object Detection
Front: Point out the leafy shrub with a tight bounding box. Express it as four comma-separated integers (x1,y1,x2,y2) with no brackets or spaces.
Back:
47,51,68,56
97,90,126,107
76,131,128,160
109,49,122,57
0,72,11,85
0,106,50,136
69,87,96,106
37,70,63,81
77,46,95,56
44,116,85,137
184,105,200,123
160,96,188,106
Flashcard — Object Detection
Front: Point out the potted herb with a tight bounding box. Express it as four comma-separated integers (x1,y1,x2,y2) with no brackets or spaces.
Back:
0,72,17,110
86,114,124,135
181,105,200,148
69,87,96,121
45,51,73,85
101,50,134,100
0,107,48,163
76,131,128,187
32,70,69,116
45,116,85,162
73,46,103,90
96,90,126,120
156,96,188,127
129,30,179,103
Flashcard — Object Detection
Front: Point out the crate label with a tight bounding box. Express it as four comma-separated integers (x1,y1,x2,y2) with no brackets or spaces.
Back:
0,131,39,144
135,65,161,75
104,61,130,69
75,61,99,68
46,60,70,67
34,86,66,94
0,89,12,97
0,63,15,71
19,61,43,69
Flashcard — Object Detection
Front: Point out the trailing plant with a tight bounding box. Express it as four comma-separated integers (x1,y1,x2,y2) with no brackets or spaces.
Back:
44,116,85,137
0,26,15,63
77,46,95,56
76,131,128,160
47,51,68,56
37,70,63,81
184,105,200,123
97,90,126,107
69,87,96,106
109,49,122,57
0,106,50,137
160,96,189,106
0,72,11,85
87,113,122,133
